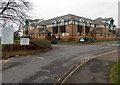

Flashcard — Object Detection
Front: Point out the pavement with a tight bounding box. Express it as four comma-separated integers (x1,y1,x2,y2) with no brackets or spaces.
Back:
65,50,119,83
1,41,119,83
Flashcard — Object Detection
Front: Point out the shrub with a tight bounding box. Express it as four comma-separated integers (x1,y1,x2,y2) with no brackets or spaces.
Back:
19,36,33,39
85,37,94,43
67,37,73,42
46,34,58,44
30,39,51,50
2,39,51,51
51,40,58,44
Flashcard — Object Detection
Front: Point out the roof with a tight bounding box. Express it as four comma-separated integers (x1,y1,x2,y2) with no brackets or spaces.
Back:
108,32,113,35
27,14,115,27
28,32,34,35
27,19,44,27
39,29,50,34
93,17,113,26
38,14,93,25
91,29,104,34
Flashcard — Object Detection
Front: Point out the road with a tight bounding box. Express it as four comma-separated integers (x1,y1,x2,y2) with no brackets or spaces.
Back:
1,42,119,83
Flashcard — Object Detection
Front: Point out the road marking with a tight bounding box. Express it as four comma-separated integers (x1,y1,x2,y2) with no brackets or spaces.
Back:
64,72,67,75
1,59,10,63
56,49,120,85
112,44,116,45
7,67,16,71
32,57,45,60
57,78,61,81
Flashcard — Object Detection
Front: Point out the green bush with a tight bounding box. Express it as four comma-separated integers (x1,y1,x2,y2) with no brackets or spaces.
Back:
67,37,73,42
2,39,51,51
20,36,33,39
51,40,58,44
46,34,58,44
30,39,51,50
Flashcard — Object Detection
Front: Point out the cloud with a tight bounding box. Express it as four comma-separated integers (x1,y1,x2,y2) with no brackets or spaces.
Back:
26,0,119,26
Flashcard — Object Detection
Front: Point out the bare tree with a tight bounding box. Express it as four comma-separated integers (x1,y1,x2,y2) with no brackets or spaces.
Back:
0,0,31,27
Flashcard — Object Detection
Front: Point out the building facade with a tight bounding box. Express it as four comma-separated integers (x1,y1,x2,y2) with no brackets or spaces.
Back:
24,14,116,41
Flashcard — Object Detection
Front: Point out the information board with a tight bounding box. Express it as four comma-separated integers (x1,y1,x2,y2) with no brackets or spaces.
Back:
1,27,14,44
20,38,30,45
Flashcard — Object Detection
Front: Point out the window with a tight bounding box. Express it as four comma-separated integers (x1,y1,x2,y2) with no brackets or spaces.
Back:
85,26,90,36
78,25,82,36
48,32,51,36
68,20,73,24
104,25,106,28
59,19,65,26
100,33,102,36
53,26,58,33
94,24,96,28
52,20,57,27
62,33,65,36
110,19,114,25
77,32,81,36
79,18,84,22
60,25,66,33
104,33,106,37
79,19,84,25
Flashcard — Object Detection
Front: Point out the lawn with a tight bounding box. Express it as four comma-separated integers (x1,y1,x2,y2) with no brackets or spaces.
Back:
94,39,119,43
110,59,120,84
2,48,52,59
57,39,118,45
58,41,78,44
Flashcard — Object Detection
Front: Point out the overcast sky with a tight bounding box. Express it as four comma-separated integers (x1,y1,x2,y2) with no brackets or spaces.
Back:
27,0,119,26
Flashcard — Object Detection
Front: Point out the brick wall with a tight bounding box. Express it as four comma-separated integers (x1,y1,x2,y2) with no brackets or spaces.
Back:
24,24,116,41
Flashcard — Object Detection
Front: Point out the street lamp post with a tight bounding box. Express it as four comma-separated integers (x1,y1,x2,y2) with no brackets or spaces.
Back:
25,20,29,35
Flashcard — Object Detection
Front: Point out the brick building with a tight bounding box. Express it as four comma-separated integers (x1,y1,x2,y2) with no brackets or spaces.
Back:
24,14,116,41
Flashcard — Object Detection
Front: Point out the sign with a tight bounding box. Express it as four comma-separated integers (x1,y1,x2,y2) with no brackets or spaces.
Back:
1,27,14,44
80,38,84,42
20,38,30,45
66,33,69,36
56,36,59,39
62,33,65,36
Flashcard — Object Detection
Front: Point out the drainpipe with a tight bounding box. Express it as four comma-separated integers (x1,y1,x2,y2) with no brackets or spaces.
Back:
58,23,60,39
72,21,74,40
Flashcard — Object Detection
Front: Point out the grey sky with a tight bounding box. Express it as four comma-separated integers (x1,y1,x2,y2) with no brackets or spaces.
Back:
26,0,119,27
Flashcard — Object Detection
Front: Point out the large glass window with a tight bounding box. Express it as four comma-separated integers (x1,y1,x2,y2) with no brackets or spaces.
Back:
78,25,83,36
85,26,90,36
53,26,58,33
60,25,66,33
59,19,65,26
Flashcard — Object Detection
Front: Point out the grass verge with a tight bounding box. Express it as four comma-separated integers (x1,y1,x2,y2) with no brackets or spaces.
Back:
57,39,118,45
2,39,51,59
110,59,120,84
2,47,52,59
58,41,78,44
94,39,118,43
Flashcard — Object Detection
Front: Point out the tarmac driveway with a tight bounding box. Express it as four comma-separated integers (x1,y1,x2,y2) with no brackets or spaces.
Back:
2,42,119,83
